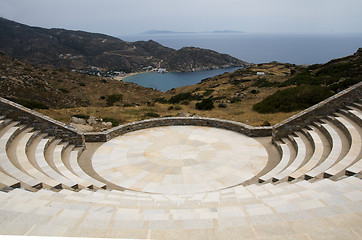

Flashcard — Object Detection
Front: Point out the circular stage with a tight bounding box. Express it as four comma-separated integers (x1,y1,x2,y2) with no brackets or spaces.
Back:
92,126,268,194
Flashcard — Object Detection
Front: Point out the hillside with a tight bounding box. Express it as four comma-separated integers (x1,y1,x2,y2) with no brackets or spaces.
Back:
0,18,247,73
0,52,162,109
1,36,360,131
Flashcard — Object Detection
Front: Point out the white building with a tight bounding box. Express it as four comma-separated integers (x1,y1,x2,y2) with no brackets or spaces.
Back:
158,68,166,73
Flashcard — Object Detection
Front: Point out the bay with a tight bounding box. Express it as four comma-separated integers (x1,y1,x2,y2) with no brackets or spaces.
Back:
123,67,240,92
121,33,362,91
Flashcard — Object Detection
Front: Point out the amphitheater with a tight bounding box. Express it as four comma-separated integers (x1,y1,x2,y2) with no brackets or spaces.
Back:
0,82,361,240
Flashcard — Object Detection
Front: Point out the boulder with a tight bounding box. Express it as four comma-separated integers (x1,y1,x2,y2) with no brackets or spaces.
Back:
71,117,86,125
87,116,97,125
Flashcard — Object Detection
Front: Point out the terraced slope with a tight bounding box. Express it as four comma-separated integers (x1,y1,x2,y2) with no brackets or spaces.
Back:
0,98,361,239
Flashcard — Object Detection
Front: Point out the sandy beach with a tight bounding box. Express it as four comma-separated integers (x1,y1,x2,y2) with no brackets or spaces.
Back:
114,71,147,81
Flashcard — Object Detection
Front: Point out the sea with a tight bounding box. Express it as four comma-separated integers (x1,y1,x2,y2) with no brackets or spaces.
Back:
120,33,362,91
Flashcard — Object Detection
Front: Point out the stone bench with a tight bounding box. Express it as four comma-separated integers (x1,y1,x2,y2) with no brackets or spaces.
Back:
52,141,91,189
68,148,106,189
0,124,42,188
272,133,307,182
259,140,292,183
324,116,361,178
15,129,62,189
305,121,343,179
34,137,78,189
289,126,325,180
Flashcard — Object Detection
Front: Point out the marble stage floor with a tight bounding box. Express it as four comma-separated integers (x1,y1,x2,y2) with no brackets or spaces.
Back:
92,126,268,194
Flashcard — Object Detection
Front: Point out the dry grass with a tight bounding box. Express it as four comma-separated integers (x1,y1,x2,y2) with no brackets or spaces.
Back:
38,62,300,129
39,100,297,128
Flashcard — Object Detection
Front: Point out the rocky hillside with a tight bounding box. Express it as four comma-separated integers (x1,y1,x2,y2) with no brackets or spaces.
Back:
0,18,247,73
0,52,162,109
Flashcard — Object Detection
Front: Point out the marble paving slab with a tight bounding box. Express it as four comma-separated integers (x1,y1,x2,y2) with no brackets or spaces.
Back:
92,126,268,194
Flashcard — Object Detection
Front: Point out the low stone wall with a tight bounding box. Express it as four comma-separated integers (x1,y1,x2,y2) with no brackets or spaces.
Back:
84,117,273,142
272,82,362,141
1,81,360,145
0,98,84,146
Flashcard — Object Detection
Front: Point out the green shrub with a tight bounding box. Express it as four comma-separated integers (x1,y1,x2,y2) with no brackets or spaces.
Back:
175,105,182,110
230,96,242,103
102,117,121,127
218,103,227,108
203,89,214,96
316,62,354,77
169,92,200,104
59,88,70,93
79,82,86,86
168,106,174,110
252,78,277,88
252,85,333,113
307,64,322,70
278,71,317,87
144,112,160,118
9,98,49,110
72,114,89,119
106,93,123,106
250,89,259,94
154,97,168,104
328,76,361,93
196,98,214,110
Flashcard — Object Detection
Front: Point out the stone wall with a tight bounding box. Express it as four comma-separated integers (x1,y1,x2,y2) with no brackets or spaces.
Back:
0,98,84,146
1,81,360,145
84,117,273,142
272,82,362,141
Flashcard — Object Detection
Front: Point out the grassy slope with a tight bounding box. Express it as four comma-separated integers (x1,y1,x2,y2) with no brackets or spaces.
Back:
40,62,300,127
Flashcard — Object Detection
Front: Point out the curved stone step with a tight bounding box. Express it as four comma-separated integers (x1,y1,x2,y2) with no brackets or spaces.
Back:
0,125,42,188
34,138,78,189
345,158,362,175
272,133,307,182
324,116,362,178
68,147,106,189
259,140,291,183
0,176,360,239
289,126,326,180
352,101,362,110
305,121,344,179
16,130,63,189
341,108,362,127
52,142,91,188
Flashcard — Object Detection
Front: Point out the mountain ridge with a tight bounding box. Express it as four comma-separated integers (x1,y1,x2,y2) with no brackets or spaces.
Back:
0,17,247,73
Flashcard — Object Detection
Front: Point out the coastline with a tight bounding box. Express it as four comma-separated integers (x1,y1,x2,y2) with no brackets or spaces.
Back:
114,72,147,81
114,65,244,82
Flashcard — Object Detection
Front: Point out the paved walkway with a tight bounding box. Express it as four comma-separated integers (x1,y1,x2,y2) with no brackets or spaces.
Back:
92,126,268,194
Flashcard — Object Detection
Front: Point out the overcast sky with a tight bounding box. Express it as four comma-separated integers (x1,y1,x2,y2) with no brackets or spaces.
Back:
1,0,362,36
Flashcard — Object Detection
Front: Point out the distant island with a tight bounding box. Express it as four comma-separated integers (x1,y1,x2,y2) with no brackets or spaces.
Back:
142,30,245,35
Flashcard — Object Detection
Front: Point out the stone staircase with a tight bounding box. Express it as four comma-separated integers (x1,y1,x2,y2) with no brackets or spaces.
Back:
0,99,361,239
259,101,362,184
0,118,106,191
0,176,360,239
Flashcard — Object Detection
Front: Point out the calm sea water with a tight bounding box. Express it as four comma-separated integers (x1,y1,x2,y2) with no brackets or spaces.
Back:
124,67,240,92
121,33,362,91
